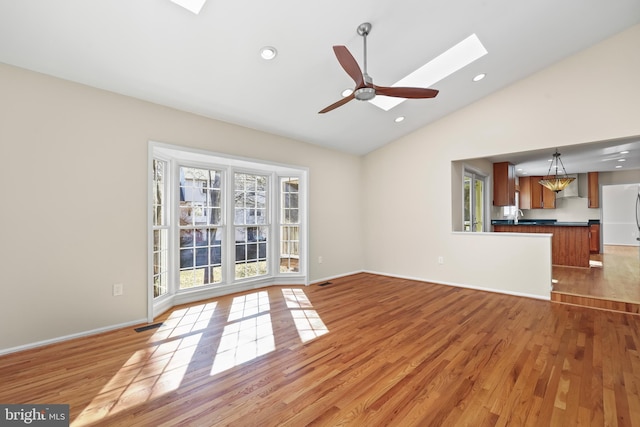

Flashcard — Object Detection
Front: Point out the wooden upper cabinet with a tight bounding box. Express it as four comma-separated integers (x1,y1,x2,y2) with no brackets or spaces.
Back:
542,185,556,209
493,162,515,206
588,172,599,208
528,176,555,209
529,176,543,209
519,176,532,209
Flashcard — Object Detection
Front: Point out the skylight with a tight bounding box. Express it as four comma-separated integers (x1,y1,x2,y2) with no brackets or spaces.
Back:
170,0,207,14
369,34,488,111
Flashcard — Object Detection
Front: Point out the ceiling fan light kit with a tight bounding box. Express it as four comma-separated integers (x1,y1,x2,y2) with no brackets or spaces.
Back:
319,22,439,114
538,149,576,193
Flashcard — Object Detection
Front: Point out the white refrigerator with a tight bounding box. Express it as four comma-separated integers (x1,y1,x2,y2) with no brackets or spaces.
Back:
602,183,640,247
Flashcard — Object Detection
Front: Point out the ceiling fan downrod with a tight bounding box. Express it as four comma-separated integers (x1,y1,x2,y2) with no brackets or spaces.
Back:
355,22,375,101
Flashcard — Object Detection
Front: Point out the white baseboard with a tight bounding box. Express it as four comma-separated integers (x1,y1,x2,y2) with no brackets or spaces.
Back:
0,318,147,356
309,270,365,285
363,270,551,301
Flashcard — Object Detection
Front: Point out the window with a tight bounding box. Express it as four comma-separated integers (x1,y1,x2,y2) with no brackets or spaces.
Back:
179,167,223,288
234,173,269,280
149,142,307,316
464,170,486,232
152,159,169,297
280,177,300,273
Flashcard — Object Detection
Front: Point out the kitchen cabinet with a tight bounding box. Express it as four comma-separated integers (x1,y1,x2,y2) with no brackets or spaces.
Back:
589,223,600,254
588,172,599,208
519,176,531,209
530,176,542,209
542,185,556,209
493,162,515,206
529,176,555,209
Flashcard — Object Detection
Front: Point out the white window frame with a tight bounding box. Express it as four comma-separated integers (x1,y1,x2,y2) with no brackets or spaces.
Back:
148,141,308,322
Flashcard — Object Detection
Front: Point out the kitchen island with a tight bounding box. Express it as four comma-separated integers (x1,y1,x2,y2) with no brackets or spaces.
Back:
492,220,595,268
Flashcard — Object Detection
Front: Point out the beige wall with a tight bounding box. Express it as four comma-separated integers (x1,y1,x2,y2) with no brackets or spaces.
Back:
362,25,640,297
0,64,364,352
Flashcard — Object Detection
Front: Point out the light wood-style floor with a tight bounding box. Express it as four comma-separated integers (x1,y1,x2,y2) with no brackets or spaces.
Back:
3,273,640,426
553,245,640,302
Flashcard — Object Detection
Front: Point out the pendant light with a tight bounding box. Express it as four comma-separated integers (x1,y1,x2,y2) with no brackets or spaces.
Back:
539,149,575,193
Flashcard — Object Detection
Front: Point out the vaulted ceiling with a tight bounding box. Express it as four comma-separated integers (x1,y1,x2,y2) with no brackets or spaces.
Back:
1,0,639,159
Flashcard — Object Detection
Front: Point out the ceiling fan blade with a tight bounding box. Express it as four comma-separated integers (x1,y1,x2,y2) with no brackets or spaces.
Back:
318,93,355,114
333,46,365,88
373,85,439,99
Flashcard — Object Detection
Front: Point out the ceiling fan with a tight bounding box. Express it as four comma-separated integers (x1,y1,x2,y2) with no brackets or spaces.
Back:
319,22,439,114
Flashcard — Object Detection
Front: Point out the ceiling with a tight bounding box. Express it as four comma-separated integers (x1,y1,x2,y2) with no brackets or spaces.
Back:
1,0,639,157
484,136,640,176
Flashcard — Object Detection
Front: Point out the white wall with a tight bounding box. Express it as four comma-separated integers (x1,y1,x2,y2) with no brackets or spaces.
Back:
0,64,364,352
362,25,640,299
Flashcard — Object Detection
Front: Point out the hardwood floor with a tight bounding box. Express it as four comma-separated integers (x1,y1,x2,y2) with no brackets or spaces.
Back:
552,245,640,313
2,273,640,426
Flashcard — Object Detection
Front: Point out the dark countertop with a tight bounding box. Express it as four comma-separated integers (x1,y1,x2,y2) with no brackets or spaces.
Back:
491,219,600,227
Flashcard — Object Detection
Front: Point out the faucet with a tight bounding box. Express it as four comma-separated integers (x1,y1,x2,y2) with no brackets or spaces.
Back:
514,209,524,224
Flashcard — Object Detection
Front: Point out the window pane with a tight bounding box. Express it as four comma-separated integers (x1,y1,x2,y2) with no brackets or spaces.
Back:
179,225,223,288
474,178,484,232
153,228,169,297
235,225,268,280
152,160,166,227
464,176,471,231
180,166,222,226
234,172,268,225
280,225,299,273
280,177,300,273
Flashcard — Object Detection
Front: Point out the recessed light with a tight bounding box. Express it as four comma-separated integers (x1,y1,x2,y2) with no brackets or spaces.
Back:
170,0,207,14
621,151,629,154
341,88,353,97
616,165,623,168
369,34,488,111
260,46,278,60
394,116,405,123
473,73,486,82
618,158,626,162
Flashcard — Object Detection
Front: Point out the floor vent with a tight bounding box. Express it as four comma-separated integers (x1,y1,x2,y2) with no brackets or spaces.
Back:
134,322,163,333
318,281,332,287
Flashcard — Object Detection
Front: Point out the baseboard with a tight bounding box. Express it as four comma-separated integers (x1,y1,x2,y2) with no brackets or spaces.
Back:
310,270,365,286
363,270,551,301
0,318,147,356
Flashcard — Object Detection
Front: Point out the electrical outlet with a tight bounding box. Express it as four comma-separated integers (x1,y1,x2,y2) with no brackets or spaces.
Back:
437,256,444,265
113,283,123,296
318,256,323,264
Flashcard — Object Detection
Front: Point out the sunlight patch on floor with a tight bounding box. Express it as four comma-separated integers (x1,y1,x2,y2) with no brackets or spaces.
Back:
72,302,217,426
210,313,275,375
282,288,329,342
